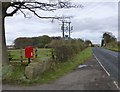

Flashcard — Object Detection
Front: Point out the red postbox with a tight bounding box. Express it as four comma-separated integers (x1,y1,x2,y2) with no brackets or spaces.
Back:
25,46,33,58
25,46,33,64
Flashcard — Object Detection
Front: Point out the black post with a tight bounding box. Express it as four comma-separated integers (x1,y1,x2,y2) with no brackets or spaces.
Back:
35,49,37,58
28,58,30,64
51,49,55,59
62,21,65,39
68,22,71,39
20,49,23,63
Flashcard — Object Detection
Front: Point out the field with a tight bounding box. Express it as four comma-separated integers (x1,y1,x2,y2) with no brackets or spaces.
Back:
8,48,52,62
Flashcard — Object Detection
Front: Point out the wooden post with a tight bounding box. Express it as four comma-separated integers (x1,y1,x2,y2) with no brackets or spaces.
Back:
51,49,55,59
35,48,37,58
20,49,23,63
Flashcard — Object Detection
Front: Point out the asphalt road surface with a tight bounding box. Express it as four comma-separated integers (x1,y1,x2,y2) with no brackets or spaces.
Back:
92,47,119,87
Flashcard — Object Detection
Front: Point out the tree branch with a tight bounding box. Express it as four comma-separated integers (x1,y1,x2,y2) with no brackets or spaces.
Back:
22,4,58,19
4,1,82,19
6,2,25,16
19,9,27,18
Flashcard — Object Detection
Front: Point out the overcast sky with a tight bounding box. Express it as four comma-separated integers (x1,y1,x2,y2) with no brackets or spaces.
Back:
5,0,118,45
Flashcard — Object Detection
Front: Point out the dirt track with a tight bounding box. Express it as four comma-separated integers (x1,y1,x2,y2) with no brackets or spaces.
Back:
2,56,118,90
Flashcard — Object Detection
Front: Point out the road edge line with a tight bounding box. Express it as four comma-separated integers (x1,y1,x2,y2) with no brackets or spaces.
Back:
93,53,110,76
93,52,120,90
113,81,120,90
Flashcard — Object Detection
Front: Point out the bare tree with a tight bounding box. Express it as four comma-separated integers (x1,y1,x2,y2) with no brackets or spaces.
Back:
0,0,83,66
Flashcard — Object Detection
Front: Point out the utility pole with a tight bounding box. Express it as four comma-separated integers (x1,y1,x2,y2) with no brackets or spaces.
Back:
68,22,71,39
58,15,73,39
61,21,73,39
62,21,65,38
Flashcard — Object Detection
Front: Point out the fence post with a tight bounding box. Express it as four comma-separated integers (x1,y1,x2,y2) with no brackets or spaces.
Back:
35,48,38,58
20,49,23,63
51,49,55,59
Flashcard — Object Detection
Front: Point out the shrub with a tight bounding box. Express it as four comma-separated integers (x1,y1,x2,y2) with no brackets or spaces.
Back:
54,45,71,62
106,41,118,49
50,39,86,62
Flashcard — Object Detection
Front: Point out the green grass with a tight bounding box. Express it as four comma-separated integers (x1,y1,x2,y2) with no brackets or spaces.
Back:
8,48,52,61
3,65,27,84
3,47,92,85
105,47,120,52
32,47,92,84
36,48,52,60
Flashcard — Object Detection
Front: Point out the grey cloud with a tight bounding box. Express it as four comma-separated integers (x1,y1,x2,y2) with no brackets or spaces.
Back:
72,31,102,44
72,16,117,33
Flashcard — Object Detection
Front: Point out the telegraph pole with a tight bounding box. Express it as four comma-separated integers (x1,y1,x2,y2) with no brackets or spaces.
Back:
61,21,73,39
68,22,71,39
58,15,73,39
62,21,65,38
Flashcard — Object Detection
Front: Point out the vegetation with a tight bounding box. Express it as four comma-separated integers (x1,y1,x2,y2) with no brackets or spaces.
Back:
105,41,120,52
14,35,61,49
4,37,93,85
3,47,92,85
51,39,88,62
102,32,116,46
9,37,92,62
101,32,120,52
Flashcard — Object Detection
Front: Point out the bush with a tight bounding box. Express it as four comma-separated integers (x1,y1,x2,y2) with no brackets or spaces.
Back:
54,45,72,62
118,42,120,49
49,39,86,62
106,41,118,49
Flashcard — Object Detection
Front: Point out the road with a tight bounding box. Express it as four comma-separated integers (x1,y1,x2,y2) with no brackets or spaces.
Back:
92,47,119,88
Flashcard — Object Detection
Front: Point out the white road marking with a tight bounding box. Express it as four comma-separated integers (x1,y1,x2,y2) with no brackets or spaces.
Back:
93,53,120,90
113,81,120,90
93,53,110,76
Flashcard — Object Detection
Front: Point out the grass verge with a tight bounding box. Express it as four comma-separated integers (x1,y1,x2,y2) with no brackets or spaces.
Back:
3,47,92,85
105,47,120,52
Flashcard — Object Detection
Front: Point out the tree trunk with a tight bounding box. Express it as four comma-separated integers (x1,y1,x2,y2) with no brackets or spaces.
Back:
0,2,1,61
2,17,9,66
0,2,9,66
